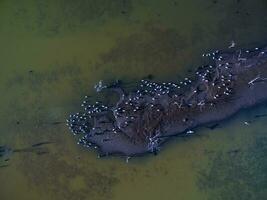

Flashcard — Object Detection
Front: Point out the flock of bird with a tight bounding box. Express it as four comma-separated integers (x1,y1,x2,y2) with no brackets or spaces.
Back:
66,44,267,155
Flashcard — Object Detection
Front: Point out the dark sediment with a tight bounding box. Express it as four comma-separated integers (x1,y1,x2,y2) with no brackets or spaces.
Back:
67,45,267,158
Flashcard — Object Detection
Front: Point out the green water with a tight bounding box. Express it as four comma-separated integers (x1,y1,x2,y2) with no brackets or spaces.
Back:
0,1,267,200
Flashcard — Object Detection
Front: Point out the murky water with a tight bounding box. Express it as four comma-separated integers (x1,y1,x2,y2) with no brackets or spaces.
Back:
1,1,267,200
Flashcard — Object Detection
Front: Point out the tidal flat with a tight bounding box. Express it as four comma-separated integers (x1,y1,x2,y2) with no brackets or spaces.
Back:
0,1,267,200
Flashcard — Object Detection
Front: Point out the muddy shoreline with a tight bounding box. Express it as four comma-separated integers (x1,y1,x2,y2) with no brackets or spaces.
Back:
67,45,267,158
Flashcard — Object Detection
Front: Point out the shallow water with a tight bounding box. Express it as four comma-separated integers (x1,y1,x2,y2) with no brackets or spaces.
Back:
1,1,267,200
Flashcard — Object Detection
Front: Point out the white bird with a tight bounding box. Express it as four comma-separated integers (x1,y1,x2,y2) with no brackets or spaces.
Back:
244,121,250,126
186,130,194,134
228,40,236,48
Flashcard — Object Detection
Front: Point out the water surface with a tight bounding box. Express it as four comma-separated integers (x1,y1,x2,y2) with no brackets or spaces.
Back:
1,1,267,200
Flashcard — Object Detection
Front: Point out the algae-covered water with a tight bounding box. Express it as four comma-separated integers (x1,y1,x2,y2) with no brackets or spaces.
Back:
1,1,267,200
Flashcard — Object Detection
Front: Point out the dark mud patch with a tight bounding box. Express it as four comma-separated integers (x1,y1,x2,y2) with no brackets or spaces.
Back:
207,0,267,45
197,136,267,200
18,152,119,200
5,62,83,91
96,24,189,80
1,63,88,135
10,0,133,36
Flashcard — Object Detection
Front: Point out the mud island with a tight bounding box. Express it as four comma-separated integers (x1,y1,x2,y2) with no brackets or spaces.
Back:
67,45,267,159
